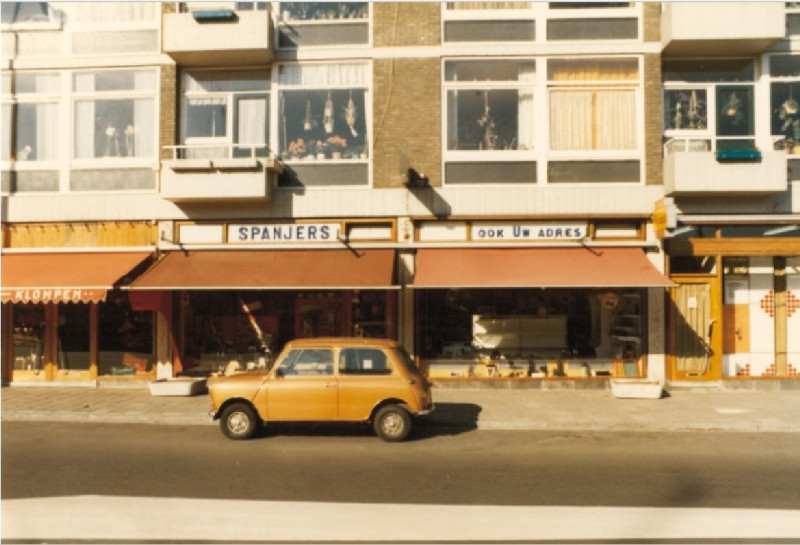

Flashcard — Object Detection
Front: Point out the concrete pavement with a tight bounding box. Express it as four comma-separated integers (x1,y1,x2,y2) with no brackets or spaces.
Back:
2,381,799,433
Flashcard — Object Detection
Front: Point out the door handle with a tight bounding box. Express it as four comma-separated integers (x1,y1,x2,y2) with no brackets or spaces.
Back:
325,382,337,388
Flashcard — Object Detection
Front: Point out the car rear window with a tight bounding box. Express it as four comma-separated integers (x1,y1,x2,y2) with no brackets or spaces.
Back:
338,348,391,375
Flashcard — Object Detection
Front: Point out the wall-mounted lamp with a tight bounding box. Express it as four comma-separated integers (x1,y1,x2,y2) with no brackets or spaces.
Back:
405,168,429,189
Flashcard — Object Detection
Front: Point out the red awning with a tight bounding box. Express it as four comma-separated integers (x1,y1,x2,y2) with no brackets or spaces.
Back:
129,249,397,290
1,251,152,303
412,247,674,288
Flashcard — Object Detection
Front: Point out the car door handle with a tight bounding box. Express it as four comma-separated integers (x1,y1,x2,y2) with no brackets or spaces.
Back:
325,382,337,388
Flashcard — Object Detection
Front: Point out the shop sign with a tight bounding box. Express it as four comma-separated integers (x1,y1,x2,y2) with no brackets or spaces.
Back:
1,288,107,304
471,223,587,242
228,223,342,244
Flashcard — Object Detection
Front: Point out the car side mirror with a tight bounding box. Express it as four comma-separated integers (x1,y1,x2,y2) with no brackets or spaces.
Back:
275,368,285,378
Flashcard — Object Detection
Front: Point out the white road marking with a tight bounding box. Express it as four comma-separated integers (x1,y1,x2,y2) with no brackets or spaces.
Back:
3,496,799,542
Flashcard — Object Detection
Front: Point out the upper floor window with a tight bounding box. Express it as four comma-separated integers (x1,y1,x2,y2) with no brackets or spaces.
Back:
73,69,157,160
444,59,535,153
2,72,60,162
181,70,270,159
277,2,369,47
663,59,755,153
548,58,639,152
769,54,800,155
1,2,53,25
277,62,370,187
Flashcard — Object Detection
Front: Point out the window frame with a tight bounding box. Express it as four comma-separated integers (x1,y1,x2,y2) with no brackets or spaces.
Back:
180,69,271,160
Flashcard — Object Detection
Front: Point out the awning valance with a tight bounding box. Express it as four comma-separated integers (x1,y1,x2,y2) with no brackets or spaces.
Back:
1,251,152,304
129,249,397,290
412,247,674,289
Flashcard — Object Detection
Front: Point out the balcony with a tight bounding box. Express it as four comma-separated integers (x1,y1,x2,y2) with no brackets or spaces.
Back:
161,145,283,202
663,141,787,196
163,6,273,66
661,2,784,57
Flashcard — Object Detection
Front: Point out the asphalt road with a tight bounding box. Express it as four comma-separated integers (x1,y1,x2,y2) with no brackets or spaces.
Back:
3,422,800,510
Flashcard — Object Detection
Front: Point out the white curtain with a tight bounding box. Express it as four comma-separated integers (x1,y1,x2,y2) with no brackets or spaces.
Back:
74,101,95,158
237,97,267,145
549,90,592,150
596,90,636,150
278,63,368,87
36,103,59,160
517,64,536,150
132,99,155,157
549,89,636,151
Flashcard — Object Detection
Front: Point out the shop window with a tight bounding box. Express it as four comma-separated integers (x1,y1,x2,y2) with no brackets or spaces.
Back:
57,304,90,371
98,293,154,376
419,288,646,378
670,256,716,275
181,71,269,159
339,348,391,375
72,70,157,160
277,3,369,48
11,304,45,372
277,63,369,187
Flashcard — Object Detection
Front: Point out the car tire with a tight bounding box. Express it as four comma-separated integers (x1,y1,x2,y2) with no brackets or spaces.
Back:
373,405,412,442
220,403,259,440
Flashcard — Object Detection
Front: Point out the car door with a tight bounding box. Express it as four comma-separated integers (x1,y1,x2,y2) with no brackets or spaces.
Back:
265,347,337,421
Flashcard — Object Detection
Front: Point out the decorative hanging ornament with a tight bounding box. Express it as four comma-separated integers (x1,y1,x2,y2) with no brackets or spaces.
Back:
323,92,334,134
345,90,358,137
303,99,313,132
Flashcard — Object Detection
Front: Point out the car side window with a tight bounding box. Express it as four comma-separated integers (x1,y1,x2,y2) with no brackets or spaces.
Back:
338,348,392,375
276,348,333,376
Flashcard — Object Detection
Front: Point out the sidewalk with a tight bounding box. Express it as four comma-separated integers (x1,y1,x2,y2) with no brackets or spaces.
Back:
2,382,799,433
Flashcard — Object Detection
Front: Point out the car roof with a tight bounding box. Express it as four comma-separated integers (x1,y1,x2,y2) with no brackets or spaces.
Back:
283,337,399,349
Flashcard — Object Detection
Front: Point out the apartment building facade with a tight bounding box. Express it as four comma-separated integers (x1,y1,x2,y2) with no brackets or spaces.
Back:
1,2,797,387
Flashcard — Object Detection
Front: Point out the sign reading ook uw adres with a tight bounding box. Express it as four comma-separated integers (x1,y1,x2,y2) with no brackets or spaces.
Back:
471,223,587,241
229,223,341,243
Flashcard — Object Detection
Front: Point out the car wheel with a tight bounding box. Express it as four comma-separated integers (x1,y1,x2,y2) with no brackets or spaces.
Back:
373,405,412,442
220,403,259,440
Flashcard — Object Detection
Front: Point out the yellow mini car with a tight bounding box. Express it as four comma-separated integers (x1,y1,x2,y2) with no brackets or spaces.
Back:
208,337,434,441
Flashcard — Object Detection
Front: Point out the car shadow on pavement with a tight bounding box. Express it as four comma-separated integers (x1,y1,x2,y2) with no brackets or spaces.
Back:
414,402,482,439
250,402,482,441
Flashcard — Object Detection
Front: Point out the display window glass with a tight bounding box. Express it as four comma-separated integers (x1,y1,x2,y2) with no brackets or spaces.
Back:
57,304,91,371
98,293,154,376
418,287,645,378
178,289,392,376
11,303,45,372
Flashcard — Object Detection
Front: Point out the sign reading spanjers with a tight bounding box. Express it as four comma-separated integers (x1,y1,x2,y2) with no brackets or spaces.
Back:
229,223,342,244
471,223,587,242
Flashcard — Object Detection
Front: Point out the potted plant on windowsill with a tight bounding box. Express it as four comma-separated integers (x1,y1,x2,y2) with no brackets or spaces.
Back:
326,135,347,159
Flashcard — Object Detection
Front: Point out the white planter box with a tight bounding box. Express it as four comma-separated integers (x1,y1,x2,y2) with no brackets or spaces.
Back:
149,378,208,397
610,378,663,399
